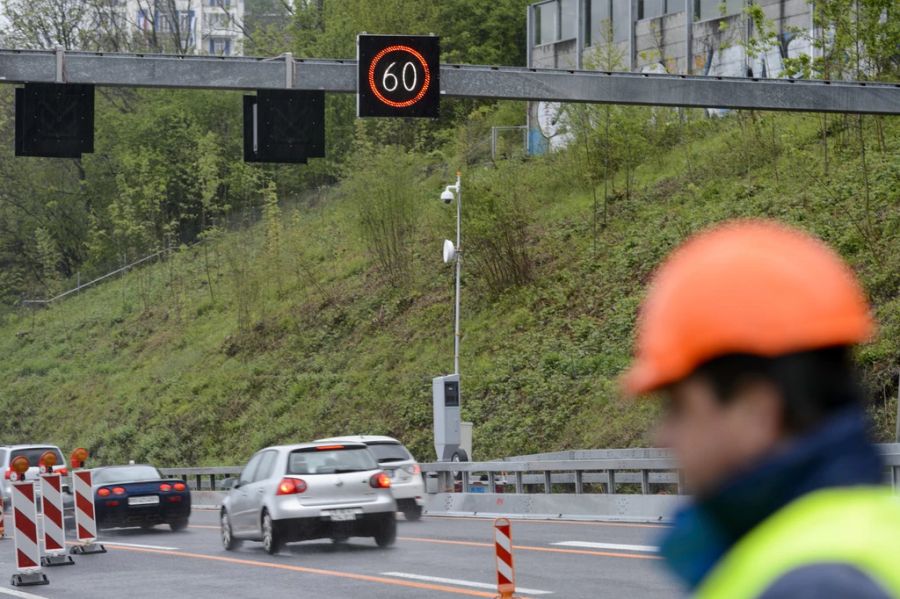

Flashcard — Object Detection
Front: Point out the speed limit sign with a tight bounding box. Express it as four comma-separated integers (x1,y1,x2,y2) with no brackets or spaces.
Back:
357,34,440,118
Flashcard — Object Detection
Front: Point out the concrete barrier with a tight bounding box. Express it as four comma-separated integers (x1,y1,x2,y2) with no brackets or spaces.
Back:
191,491,226,509
424,492,685,523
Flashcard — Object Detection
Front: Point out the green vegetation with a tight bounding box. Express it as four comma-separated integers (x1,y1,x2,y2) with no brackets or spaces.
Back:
0,1,896,465
0,108,896,466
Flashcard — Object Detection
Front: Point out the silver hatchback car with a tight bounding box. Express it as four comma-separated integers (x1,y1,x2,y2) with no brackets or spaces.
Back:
220,442,397,554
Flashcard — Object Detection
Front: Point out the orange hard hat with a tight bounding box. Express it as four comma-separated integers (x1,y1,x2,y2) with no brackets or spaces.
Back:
623,220,873,396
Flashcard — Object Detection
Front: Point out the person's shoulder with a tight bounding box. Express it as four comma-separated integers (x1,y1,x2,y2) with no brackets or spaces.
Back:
757,563,893,599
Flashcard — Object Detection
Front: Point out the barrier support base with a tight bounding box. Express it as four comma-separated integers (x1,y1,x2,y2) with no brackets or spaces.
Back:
41,554,75,567
69,543,106,555
10,572,49,586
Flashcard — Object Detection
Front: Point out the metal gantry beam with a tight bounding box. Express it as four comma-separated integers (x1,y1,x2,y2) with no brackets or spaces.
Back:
0,49,898,114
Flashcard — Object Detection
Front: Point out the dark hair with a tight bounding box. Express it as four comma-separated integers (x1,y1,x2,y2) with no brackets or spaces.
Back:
694,346,863,434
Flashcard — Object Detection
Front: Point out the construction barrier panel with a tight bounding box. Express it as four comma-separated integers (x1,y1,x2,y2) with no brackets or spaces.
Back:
494,517,516,599
10,480,48,586
70,469,105,555
40,473,74,566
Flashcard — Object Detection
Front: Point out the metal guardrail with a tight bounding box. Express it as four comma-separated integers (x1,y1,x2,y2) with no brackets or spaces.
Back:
421,448,900,495
159,466,241,491
162,445,900,494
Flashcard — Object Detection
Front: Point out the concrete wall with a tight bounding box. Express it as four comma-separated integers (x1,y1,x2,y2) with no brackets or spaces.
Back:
425,492,685,523
636,10,688,74
529,0,816,77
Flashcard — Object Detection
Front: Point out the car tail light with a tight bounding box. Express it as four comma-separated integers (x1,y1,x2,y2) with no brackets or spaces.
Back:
112,486,126,496
276,477,307,496
98,488,111,497
160,483,172,492
167,496,183,503
370,472,391,489
106,500,119,507
316,445,344,451
173,482,186,492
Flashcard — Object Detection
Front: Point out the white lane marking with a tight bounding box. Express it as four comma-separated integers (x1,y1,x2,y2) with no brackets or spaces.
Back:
551,541,658,553
102,541,179,551
0,587,50,599
381,572,553,595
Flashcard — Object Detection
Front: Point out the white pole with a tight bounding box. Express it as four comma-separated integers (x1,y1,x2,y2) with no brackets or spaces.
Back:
454,172,462,376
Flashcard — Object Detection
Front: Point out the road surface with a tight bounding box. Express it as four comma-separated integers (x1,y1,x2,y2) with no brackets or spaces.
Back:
0,510,682,598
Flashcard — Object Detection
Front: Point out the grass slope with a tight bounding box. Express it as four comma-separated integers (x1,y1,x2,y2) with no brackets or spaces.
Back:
1,111,897,466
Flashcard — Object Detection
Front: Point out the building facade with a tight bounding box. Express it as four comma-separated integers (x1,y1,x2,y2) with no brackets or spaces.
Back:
526,0,817,149
124,0,245,56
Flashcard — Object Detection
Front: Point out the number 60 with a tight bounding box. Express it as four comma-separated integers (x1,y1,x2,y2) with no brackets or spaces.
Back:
382,61,418,93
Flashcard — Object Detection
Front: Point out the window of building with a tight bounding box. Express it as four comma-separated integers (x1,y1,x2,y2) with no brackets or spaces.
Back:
207,13,230,30
639,0,680,20
560,0,577,40
157,12,173,33
209,37,231,55
209,0,231,6
611,0,629,42
695,0,743,21
586,0,627,46
586,0,610,47
534,1,558,45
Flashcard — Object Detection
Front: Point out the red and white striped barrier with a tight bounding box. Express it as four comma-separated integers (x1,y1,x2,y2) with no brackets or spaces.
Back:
10,481,48,586
494,518,517,599
70,470,105,555
40,474,74,566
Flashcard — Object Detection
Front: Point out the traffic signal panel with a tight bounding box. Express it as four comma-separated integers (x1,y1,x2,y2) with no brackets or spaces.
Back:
357,34,440,118
244,89,325,164
15,83,94,158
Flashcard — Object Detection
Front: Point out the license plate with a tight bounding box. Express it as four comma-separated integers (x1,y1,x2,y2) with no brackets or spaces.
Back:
326,509,359,522
128,495,159,506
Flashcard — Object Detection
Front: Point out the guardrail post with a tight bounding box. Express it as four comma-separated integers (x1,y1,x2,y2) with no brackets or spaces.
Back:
641,469,650,495
195,474,202,490
543,471,552,494
574,470,583,494
606,470,616,494
488,471,496,492
677,471,685,495
515,472,524,494
462,471,470,493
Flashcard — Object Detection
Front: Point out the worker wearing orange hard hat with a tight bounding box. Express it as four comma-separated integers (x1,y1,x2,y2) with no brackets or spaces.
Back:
623,220,900,599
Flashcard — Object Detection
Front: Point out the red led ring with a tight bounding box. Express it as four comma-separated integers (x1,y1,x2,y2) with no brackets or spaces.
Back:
368,44,432,109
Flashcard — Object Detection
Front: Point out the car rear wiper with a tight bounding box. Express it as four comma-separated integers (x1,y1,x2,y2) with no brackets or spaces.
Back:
333,468,366,473
378,458,406,463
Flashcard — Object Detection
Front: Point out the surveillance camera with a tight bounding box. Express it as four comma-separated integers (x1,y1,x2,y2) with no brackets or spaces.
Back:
440,189,455,204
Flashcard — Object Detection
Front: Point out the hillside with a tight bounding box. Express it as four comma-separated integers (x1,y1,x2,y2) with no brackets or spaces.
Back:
0,110,897,466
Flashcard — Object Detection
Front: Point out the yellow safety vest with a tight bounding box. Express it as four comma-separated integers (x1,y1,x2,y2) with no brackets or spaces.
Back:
695,487,900,599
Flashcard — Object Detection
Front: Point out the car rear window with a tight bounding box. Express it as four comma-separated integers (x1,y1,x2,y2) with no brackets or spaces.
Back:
93,466,162,484
367,442,412,463
287,448,378,475
10,447,64,467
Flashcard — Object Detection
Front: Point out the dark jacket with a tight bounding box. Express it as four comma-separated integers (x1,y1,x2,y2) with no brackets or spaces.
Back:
659,407,889,598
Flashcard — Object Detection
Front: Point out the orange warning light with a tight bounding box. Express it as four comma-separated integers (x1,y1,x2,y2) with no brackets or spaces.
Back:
70,447,89,470
39,450,57,470
10,456,29,480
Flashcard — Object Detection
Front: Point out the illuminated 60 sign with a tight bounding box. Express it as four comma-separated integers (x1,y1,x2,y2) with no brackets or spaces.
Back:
357,35,440,118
